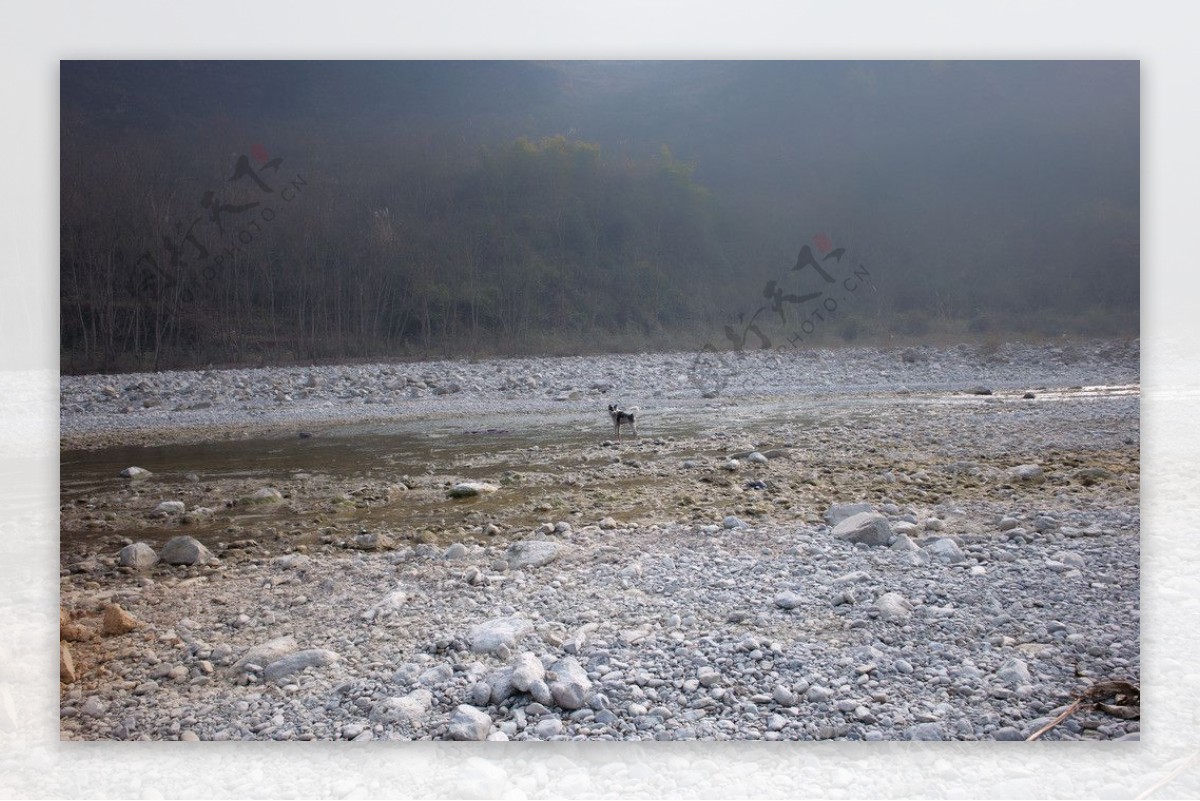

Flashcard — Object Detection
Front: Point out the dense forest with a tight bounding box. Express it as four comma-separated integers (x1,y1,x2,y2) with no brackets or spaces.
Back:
60,62,1139,373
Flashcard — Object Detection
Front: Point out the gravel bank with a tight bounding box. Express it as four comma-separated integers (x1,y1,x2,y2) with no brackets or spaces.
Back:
59,340,1140,741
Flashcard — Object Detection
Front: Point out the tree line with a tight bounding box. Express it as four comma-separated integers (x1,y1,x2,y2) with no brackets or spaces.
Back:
61,131,1138,374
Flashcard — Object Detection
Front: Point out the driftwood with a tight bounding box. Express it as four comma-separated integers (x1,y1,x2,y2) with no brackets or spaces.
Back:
1026,679,1140,741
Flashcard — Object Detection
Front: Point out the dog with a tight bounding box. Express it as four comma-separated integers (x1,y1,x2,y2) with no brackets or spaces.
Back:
607,404,639,442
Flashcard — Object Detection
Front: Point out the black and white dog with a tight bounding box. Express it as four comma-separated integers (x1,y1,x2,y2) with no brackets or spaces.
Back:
607,404,639,442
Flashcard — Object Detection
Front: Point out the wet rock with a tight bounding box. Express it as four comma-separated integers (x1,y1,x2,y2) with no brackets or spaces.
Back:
448,482,498,498
832,512,893,547
118,542,158,570
161,535,215,566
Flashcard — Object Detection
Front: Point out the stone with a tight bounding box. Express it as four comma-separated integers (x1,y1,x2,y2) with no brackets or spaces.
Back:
468,681,492,707
528,679,554,706
118,542,158,570
505,541,560,569
697,666,722,688
273,553,312,570
598,517,619,530
241,487,284,505
80,697,105,718
824,503,873,525
723,515,747,530
60,622,94,642
447,704,492,741
993,726,1024,741
511,652,545,692
832,512,894,547
419,664,453,686
875,592,913,623
443,542,468,560
997,658,1031,686
351,532,394,551
487,667,516,705
1052,550,1086,569
152,500,185,516
535,717,564,738
160,535,214,566
101,604,141,635
906,722,944,740
119,466,152,478
548,656,592,710
1010,464,1045,484
772,685,796,706
774,591,802,610
448,482,499,498
469,616,533,654
747,451,769,464
923,538,967,564
229,636,298,674
60,642,76,683
363,588,409,621
370,689,433,725
262,649,339,682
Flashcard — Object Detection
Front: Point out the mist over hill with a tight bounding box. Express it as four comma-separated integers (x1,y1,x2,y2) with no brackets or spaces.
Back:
60,61,1138,372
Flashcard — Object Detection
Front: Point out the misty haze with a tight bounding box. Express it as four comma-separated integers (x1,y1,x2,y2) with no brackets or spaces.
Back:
59,61,1139,744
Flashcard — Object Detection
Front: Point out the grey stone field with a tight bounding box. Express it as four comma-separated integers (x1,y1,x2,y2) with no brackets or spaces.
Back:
57,341,1140,742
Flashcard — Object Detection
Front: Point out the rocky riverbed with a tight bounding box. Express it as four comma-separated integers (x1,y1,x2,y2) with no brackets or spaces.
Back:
58,340,1141,741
